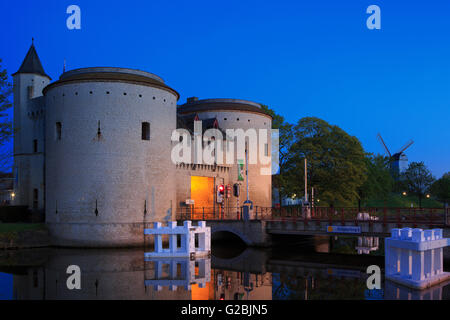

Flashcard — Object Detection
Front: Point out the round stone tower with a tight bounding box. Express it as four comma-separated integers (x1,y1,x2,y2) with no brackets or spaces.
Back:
44,67,179,247
178,98,273,209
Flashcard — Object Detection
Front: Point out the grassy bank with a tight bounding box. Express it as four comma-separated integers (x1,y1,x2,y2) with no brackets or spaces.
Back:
0,224,49,249
0,223,46,234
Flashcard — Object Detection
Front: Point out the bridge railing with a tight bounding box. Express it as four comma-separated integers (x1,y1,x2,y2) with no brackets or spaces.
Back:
176,206,277,221
176,206,244,221
176,206,448,227
261,206,447,227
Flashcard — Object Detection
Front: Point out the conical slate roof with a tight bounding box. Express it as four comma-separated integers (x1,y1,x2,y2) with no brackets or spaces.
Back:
13,43,50,79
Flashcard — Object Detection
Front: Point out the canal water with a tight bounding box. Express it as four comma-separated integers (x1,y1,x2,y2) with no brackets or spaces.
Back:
0,235,449,300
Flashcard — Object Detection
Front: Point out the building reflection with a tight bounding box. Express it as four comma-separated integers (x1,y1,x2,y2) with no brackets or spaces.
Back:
13,249,196,300
144,257,212,299
9,248,272,300
3,247,449,300
212,270,272,300
356,236,379,255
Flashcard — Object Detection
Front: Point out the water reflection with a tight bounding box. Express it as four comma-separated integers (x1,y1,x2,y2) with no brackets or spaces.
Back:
328,235,383,256
384,279,450,300
144,257,211,292
212,270,272,300
0,239,448,300
356,237,380,255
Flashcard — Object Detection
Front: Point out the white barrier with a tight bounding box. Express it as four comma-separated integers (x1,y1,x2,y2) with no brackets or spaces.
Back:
144,257,211,291
144,221,211,259
385,227,450,289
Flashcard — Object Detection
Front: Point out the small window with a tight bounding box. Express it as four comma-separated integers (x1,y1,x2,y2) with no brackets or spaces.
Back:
33,270,39,288
27,86,34,99
264,143,269,157
142,122,150,140
33,189,38,209
55,122,62,140
33,139,38,153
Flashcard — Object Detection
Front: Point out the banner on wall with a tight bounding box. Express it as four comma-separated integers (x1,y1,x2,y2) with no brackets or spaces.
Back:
237,159,244,181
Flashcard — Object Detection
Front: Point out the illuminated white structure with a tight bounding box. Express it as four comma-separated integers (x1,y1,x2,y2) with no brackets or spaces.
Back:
385,228,450,289
144,221,210,259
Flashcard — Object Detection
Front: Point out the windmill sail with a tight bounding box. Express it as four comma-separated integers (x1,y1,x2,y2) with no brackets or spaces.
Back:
377,133,391,157
395,140,414,155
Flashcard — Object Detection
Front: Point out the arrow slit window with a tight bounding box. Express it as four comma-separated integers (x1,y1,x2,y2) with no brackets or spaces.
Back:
142,122,150,140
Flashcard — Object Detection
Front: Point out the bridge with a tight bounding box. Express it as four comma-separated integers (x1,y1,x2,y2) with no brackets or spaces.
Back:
177,206,450,247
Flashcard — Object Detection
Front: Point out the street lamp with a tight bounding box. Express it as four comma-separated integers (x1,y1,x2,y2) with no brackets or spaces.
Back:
426,194,430,199
402,192,407,196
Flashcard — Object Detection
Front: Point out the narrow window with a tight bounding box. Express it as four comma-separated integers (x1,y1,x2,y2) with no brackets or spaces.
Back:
33,139,38,153
33,189,38,209
55,122,62,140
142,122,150,140
27,86,34,99
33,270,39,288
264,143,269,157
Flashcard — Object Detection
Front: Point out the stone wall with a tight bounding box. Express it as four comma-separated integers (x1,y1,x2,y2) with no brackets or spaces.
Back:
45,68,178,247
13,73,49,211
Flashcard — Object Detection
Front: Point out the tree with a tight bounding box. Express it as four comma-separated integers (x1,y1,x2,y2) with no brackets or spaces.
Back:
430,172,450,207
357,154,394,210
402,162,435,208
285,117,366,207
260,105,294,205
0,59,13,172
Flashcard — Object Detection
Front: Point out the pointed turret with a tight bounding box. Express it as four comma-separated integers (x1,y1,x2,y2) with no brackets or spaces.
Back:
13,40,51,79
12,39,50,211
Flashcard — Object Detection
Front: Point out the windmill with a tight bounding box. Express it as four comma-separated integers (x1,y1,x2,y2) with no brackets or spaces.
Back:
377,133,414,177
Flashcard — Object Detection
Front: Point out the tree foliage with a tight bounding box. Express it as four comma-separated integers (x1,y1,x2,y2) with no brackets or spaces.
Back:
402,161,435,208
284,117,366,206
260,104,294,203
430,172,450,207
0,59,12,172
358,154,394,208
0,59,12,142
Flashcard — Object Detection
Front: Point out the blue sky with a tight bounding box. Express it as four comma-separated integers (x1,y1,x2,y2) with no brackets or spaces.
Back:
1,0,449,177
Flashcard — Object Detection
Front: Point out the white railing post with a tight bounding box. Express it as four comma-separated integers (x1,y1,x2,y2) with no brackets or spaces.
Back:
154,222,162,253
